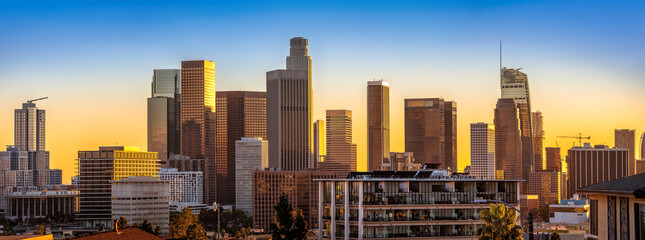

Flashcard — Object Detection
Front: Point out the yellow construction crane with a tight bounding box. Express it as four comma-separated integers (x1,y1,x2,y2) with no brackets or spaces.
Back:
27,97,48,103
557,133,591,147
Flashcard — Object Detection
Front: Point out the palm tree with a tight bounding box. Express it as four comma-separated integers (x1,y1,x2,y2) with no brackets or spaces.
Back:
476,203,523,240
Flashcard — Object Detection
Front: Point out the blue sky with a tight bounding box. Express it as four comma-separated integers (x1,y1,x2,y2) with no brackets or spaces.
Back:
0,0,644,180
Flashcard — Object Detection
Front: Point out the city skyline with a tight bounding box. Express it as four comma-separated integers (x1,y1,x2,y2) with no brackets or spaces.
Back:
1,1,645,184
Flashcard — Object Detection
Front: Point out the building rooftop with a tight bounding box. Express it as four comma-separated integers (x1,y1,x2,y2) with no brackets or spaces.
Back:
317,167,524,182
577,173,645,198
74,228,163,240
7,190,77,198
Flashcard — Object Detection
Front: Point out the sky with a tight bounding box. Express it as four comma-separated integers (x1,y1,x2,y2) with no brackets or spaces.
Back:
1,0,644,184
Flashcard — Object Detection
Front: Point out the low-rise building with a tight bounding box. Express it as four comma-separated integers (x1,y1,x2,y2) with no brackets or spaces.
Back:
317,169,522,239
158,168,203,205
6,190,76,219
111,176,169,235
549,195,589,224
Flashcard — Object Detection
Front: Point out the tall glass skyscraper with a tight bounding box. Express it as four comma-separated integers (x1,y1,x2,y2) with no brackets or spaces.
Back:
325,109,357,177
404,98,457,170
147,69,181,164
367,80,390,171
267,37,313,170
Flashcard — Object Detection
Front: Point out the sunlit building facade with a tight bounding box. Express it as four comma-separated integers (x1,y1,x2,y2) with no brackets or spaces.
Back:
470,122,495,180
314,120,326,167
14,101,46,151
566,144,629,198
529,170,562,205
317,170,521,239
76,146,160,229
545,147,561,172
325,110,356,177
531,111,544,170
494,98,525,191
367,80,390,171
181,60,216,204
111,176,169,235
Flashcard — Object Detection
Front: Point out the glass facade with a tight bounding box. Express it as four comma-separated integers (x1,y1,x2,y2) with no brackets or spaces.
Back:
325,110,357,177
367,80,390,171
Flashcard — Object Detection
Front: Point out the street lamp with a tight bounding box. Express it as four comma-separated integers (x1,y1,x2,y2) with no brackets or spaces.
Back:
212,202,221,240
475,199,534,240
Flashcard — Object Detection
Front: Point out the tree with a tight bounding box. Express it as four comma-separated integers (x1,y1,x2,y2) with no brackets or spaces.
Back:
551,232,561,240
186,223,206,240
139,220,153,234
537,204,550,222
36,224,46,235
476,203,523,240
118,216,128,228
154,226,161,236
169,207,199,239
270,193,308,240
198,208,217,231
98,224,105,232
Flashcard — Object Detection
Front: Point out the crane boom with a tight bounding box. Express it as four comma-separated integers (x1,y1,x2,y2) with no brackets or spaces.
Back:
556,133,591,147
27,97,48,103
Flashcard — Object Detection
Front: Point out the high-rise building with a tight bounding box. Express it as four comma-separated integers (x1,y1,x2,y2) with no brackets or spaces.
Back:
215,91,266,206
529,170,562,205
76,146,160,229
111,176,169,235
253,169,335,231
494,98,525,191
181,60,216,204
470,122,495,180
48,168,62,185
383,152,421,171
545,147,561,172
615,129,635,175
640,132,645,160
367,80,390,171
313,120,325,167
235,137,268,216
167,154,204,172
566,144,629,198
266,38,313,171
404,98,457,170
147,69,181,164
500,68,535,189
324,110,357,177
14,100,46,151
158,168,203,204
531,111,544,170
317,170,521,239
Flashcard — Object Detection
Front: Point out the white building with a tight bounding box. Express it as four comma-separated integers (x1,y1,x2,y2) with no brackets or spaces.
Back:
549,195,589,224
158,168,203,204
470,123,495,180
111,176,169,235
235,137,268,216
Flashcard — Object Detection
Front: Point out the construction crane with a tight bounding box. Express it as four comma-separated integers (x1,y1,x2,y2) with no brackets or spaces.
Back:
557,133,591,147
27,97,48,103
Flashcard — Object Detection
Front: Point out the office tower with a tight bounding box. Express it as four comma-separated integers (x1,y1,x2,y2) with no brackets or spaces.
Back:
566,144,629,198
48,168,62,185
6,190,76,219
529,170,562,205
14,100,46,151
470,122,496,180
500,68,535,186
252,169,335,231
384,152,420,171
494,98,525,192
324,110,357,177
181,60,216,204
147,69,181,164
367,80,390,171
158,168,203,204
215,91,266,206
404,98,457,170
235,138,268,216
318,170,521,239
545,147,562,172
615,129,635,175
313,120,325,167
167,154,204,172
532,111,544,170
111,176,169,235
76,146,160,229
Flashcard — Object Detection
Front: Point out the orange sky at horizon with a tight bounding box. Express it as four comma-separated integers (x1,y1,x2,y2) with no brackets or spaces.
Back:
0,62,644,184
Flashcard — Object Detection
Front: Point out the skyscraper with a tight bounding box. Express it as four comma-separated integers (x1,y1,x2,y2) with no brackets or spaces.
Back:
266,37,313,171
531,111,544,170
494,98,525,192
615,129,635,175
367,80,390,171
313,120,325,167
215,91,266,205
500,68,535,185
545,147,562,172
181,60,216,204
404,98,457,170
325,110,357,177
470,122,495,180
148,69,181,164
566,144,629,198
14,100,46,151
235,137,268,216
641,132,645,160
